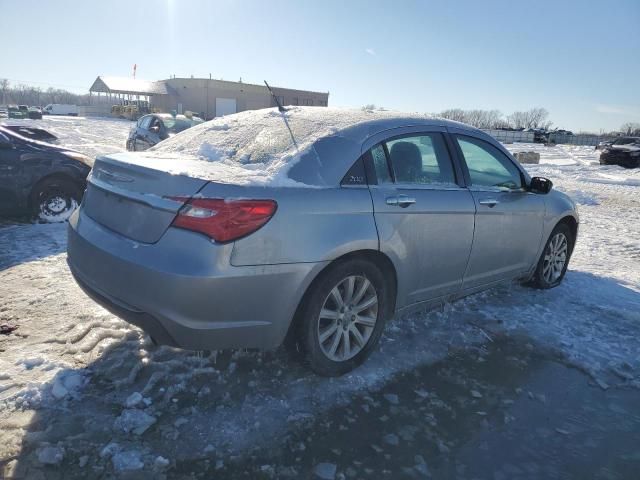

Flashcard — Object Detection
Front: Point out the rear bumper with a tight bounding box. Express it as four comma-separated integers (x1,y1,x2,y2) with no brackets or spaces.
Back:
67,208,324,350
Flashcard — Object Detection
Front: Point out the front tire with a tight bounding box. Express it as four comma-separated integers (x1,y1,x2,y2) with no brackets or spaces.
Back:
32,178,81,223
297,259,391,376
531,223,574,289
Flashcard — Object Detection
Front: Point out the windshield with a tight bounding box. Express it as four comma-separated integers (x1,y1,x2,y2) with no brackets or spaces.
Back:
612,137,639,145
160,116,203,133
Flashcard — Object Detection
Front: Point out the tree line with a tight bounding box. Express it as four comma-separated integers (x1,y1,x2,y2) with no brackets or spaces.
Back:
364,104,638,135
3,78,636,135
0,79,88,107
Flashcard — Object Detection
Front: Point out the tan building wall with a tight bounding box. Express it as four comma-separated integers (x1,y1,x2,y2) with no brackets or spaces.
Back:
151,78,328,119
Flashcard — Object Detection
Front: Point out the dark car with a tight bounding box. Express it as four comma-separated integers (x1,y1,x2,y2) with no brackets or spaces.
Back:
27,107,43,120
596,136,639,151
126,113,203,151
599,139,640,168
7,106,26,119
0,126,93,222
1,124,58,143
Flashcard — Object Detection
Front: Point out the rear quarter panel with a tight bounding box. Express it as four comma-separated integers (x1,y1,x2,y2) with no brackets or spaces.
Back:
228,185,378,266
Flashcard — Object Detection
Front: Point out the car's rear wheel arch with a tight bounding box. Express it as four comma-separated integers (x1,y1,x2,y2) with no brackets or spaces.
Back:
285,249,397,346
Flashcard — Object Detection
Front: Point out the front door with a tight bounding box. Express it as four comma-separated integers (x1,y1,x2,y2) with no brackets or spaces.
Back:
453,134,545,290
367,130,476,307
0,131,23,212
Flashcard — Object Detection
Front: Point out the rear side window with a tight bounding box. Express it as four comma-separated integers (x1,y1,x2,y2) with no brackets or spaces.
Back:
385,134,455,185
455,136,523,190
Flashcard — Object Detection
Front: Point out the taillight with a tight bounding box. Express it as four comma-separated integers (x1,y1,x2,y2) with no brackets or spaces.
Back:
170,197,277,243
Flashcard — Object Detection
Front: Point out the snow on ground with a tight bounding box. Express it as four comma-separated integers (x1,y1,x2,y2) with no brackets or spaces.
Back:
2,115,132,158
0,118,639,476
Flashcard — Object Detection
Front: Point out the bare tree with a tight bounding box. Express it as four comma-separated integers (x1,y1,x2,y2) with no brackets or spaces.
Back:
439,108,467,123
0,82,88,107
0,79,8,105
438,108,505,129
620,122,640,135
507,108,552,130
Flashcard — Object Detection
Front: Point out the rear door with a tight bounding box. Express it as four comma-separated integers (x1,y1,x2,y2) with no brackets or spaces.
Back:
451,132,545,290
366,127,476,306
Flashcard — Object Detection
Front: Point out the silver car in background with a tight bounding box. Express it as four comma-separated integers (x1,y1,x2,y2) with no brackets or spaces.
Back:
67,108,578,376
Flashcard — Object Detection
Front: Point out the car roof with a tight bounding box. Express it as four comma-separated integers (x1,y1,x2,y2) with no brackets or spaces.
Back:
125,107,486,187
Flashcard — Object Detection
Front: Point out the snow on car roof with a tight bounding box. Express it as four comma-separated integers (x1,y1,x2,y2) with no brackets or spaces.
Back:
110,107,462,187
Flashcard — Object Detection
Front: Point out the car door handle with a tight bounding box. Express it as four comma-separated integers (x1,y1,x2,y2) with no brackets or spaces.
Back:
386,195,416,208
479,198,500,207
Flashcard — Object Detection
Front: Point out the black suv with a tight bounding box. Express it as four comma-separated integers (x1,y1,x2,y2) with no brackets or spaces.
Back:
599,137,640,168
0,126,93,221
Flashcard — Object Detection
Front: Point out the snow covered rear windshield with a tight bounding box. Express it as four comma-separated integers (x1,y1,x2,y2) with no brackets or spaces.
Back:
151,107,420,165
137,107,435,186
152,108,318,164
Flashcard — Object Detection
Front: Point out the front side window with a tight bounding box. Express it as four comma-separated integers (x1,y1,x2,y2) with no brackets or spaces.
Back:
139,116,153,129
455,136,523,190
384,133,456,185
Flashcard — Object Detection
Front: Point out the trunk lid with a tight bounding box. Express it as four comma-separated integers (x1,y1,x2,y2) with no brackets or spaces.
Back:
83,153,208,243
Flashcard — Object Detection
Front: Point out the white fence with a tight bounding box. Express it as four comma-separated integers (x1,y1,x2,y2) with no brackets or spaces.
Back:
482,129,535,143
482,129,612,147
78,105,113,117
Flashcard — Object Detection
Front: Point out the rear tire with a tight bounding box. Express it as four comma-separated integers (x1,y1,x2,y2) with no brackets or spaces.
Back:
297,259,391,376
32,178,81,223
530,223,574,289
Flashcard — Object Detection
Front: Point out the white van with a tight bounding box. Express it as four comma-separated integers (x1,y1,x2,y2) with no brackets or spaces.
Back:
43,104,78,116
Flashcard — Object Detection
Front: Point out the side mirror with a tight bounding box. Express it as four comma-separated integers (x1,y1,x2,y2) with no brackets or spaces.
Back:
529,176,553,194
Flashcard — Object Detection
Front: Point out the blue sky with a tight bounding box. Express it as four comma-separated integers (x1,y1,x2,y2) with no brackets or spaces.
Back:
3,0,639,131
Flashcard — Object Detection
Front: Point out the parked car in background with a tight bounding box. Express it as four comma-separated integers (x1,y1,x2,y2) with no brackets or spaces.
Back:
1,124,58,143
599,138,640,168
7,105,26,119
43,104,78,116
596,136,640,151
0,106,7,118
0,125,92,222
27,106,43,119
126,113,204,151
68,108,578,376
528,128,549,143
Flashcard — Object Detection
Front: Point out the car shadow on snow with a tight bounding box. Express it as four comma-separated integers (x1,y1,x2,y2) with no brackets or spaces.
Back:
3,271,640,478
0,221,68,272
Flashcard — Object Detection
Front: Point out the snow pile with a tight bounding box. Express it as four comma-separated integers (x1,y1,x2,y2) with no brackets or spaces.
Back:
123,107,432,186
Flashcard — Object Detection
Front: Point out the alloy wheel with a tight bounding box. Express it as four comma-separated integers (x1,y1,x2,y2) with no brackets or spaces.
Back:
542,232,568,283
317,275,378,362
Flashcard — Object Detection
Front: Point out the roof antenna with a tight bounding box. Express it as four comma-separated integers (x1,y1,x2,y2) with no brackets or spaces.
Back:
264,80,298,149
264,80,286,113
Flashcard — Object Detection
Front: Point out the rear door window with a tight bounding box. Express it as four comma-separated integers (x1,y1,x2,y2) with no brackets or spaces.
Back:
384,133,456,185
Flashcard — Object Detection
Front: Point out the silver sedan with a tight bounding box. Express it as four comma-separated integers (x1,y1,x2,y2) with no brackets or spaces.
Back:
67,109,578,376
